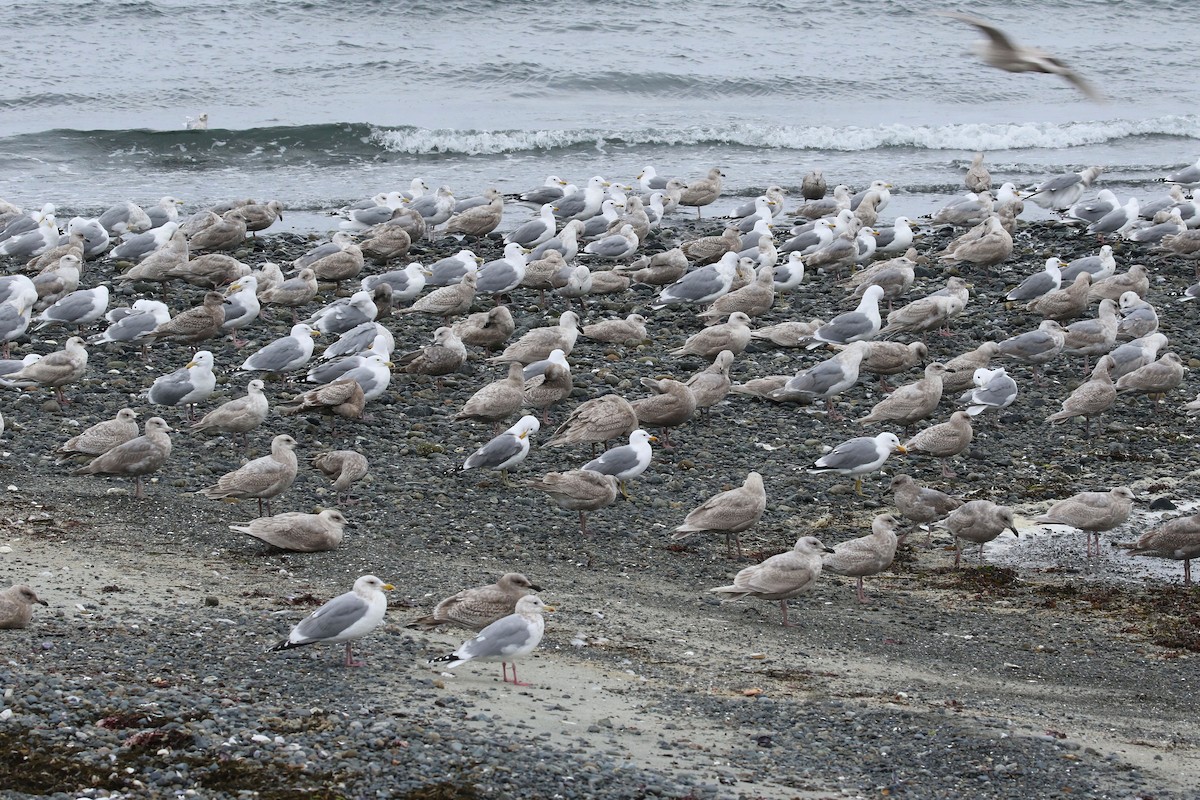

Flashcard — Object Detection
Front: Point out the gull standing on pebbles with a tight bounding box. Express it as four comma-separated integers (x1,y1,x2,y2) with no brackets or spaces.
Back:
147,350,216,420
32,285,109,332
890,474,963,535
631,378,697,448
73,417,173,499
1115,352,1184,403
240,323,318,374
270,575,394,668
191,378,269,446
686,349,735,415
1025,166,1105,211
809,432,906,496
220,276,260,346
941,500,1020,568
903,411,974,478
678,167,724,218
260,269,318,321
709,536,833,627
0,336,89,404
1128,515,1200,585
997,320,1065,381
463,415,540,482
671,471,766,558
454,306,514,350
312,450,369,504
489,311,580,365
408,573,543,632
456,363,527,431
396,273,476,323
671,312,752,359
200,433,299,516
653,252,741,308
0,585,48,629
581,313,647,345
147,291,226,344
1006,257,1063,302
231,509,348,552
803,285,885,349
1045,356,1116,436
857,362,948,433
548,394,638,453
1034,486,1135,557
823,514,903,603
528,469,618,536
429,595,554,687
55,407,139,464
581,429,656,499
769,340,868,418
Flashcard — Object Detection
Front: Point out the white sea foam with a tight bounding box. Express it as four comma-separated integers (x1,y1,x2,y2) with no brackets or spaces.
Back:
371,116,1200,156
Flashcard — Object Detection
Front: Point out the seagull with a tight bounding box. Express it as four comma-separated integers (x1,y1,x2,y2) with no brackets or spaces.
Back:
938,12,1102,101
269,575,394,667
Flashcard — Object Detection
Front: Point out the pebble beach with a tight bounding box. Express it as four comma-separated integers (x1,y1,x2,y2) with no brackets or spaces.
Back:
0,191,1199,800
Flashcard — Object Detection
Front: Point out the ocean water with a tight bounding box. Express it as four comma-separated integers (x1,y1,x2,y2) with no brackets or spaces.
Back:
0,0,1196,229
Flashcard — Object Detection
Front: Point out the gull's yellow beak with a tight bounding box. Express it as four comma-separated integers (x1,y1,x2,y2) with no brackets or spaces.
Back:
382,583,396,591
543,605,557,613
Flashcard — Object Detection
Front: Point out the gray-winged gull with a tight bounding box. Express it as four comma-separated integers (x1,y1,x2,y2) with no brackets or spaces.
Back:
958,367,1018,417
709,535,832,626
804,284,884,348
463,415,540,480
147,350,216,420
581,429,656,499
768,341,868,417
32,286,109,332
240,323,318,374
1025,166,1105,210
429,595,554,686
1006,257,1063,302
270,575,394,667
809,432,906,495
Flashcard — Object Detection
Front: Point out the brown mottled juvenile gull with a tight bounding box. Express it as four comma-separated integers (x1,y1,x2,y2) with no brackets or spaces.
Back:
618,247,688,286
270,574,394,668
671,471,766,558
855,340,927,391
1027,272,1091,322
191,378,269,444
1089,264,1148,303
146,291,226,344
200,433,299,516
259,268,319,323
428,594,553,687
443,188,504,237
681,227,741,266
801,169,827,200
878,294,965,339
278,378,365,432
231,508,348,552
453,305,515,350
463,415,539,480
1035,486,1135,557
938,12,1102,100
903,411,973,478
1045,355,1116,436
489,311,580,365
941,500,1020,568
548,394,638,452
1114,351,1184,402
749,318,824,347
678,167,724,217
939,215,1012,271
407,573,544,632
528,469,618,535
964,152,991,192
398,326,466,385
809,432,905,495
941,341,999,393
792,183,850,219
709,535,832,626
890,474,963,533
522,362,572,423
0,585,48,629
823,514,903,603
396,272,477,323
803,226,861,279
686,349,734,416
1128,515,1200,585
457,363,526,430
73,416,173,499
843,256,914,308
0,335,88,404
857,362,947,433
311,450,369,504
1062,298,1119,370
698,265,775,323
55,407,139,464
581,313,647,345
188,208,247,251
671,312,751,360
165,253,251,290
631,377,697,447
